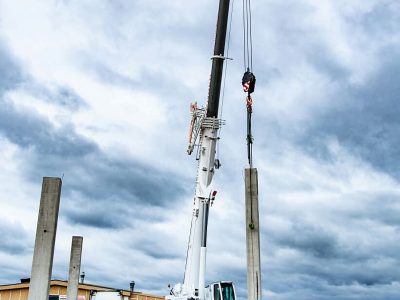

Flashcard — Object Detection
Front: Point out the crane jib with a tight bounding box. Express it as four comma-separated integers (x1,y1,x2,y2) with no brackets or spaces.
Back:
206,0,231,118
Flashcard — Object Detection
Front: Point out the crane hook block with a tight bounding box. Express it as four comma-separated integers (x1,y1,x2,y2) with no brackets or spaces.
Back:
242,71,256,94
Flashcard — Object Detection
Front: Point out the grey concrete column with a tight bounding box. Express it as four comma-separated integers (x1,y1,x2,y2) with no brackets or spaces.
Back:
245,168,261,300
28,177,62,300
66,236,83,300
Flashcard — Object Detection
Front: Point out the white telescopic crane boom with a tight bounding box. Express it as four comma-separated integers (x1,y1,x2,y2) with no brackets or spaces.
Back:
167,2,234,300
184,0,231,296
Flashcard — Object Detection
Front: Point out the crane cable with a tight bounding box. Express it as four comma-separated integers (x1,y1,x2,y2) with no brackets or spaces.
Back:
242,0,256,168
216,0,235,162
243,0,253,71
243,5,258,298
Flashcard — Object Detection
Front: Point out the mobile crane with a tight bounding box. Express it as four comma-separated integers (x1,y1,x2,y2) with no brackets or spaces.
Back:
165,1,236,300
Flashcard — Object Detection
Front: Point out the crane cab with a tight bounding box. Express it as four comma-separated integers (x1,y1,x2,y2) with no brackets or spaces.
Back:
205,282,236,300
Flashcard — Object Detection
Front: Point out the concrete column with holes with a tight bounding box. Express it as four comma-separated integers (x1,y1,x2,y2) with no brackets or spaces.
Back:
66,236,83,300
28,177,62,300
245,168,261,300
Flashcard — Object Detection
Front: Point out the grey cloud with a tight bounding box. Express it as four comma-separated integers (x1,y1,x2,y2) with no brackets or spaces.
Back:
262,209,400,297
135,241,182,260
0,41,85,111
141,248,176,260
0,220,29,255
59,155,188,207
76,55,140,88
26,84,86,111
259,183,400,297
75,51,202,110
273,222,338,259
299,48,400,179
361,2,400,37
341,192,400,230
0,95,189,229
0,43,24,94
306,45,350,81
264,250,400,298
55,86,85,110
0,266,28,283
64,205,130,229
0,100,96,157
265,276,400,300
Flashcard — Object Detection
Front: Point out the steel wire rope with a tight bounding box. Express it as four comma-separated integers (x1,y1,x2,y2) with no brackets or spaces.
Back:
182,215,195,283
242,0,255,167
248,0,253,70
246,0,250,70
242,0,253,71
242,0,256,253
242,0,247,70
216,0,235,161
243,2,257,288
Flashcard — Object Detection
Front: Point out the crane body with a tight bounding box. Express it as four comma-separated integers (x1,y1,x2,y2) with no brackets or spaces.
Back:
166,1,236,300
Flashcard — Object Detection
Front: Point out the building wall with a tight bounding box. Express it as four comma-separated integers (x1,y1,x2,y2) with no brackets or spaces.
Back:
0,286,28,300
48,285,90,300
0,282,163,300
130,294,163,300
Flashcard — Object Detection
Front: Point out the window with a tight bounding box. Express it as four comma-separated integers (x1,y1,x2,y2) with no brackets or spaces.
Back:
220,283,235,300
213,284,221,300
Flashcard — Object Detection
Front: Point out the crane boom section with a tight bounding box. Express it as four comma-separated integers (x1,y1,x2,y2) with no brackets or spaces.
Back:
168,2,232,300
207,0,231,118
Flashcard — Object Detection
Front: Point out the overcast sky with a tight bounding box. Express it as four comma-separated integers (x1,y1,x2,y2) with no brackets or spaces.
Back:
1,0,400,299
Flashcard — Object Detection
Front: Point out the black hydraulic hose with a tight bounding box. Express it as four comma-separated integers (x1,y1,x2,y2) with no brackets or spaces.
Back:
201,201,210,247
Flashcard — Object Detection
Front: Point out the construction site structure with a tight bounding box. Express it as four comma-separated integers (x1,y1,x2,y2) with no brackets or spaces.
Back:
28,177,62,300
245,169,261,300
66,236,83,300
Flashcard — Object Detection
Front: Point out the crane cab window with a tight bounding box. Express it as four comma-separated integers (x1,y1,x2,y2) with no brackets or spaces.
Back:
213,283,221,300
211,282,235,300
220,283,235,300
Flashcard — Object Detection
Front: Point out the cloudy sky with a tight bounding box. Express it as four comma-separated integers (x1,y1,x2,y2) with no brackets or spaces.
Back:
1,0,400,299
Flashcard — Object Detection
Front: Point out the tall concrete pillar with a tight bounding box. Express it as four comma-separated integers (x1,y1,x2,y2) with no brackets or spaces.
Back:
67,236,83,300
245,168,261,300
28,177,62,300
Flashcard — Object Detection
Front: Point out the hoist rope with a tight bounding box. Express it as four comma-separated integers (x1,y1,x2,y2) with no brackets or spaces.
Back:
242,0,253,71
247,98,253,168
243,0,257,283
216,0,235,161
249,0,253,70
242,2,247,70
242,0,255,167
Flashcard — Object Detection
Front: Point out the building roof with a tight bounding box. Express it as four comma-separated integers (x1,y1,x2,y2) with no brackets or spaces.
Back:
0,280,163,298
0,280,109,291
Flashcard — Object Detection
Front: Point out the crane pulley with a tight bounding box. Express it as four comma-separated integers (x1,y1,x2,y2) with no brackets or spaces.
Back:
242,69,256,167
